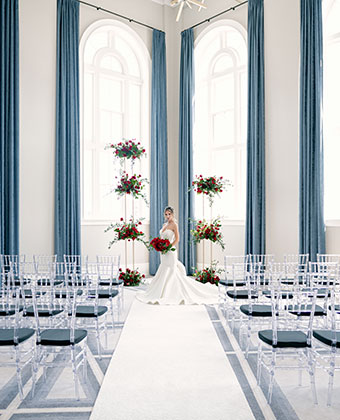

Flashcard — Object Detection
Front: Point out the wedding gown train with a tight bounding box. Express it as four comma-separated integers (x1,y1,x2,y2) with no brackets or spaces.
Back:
136,229,218,305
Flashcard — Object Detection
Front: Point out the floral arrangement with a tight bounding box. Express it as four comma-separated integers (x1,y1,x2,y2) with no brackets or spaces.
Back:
119,268,145,286
114,172,148,204
191,218,225,249
193,262,223,286
149,237,176,254
106,139,146,160
105,218,147,248
190,175,231,206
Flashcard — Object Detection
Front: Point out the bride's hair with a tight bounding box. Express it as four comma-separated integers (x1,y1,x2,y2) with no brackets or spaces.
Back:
164,206,175,214
164,206,177,222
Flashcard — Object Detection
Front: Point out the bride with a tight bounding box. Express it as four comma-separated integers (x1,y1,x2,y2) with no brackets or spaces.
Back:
136,206,218,305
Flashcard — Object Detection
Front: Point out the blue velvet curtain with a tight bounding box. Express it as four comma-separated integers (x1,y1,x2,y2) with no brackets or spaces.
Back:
299,0,325,261
0,0,19,255
55,0,81,260
178,28,196,274
245,0,266,255
150,29,168,275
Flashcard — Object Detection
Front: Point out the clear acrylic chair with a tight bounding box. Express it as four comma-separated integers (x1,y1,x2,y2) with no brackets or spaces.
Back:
0,284,36,399
96,261,120,327
96,255,123,308
312,289,340,406
282,254,309,285
257,288,318,404
32,285,87,400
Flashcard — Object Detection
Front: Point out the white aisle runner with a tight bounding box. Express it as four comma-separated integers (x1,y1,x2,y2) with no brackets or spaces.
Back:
90,300,254,420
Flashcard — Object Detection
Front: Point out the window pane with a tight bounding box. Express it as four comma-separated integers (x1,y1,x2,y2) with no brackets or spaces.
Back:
101,55,122,73
84,31,108,64
83,150,93,217
128,84,141,139
115,37,140,77
100,111,123,143
212,75,234,112
213,54,233,73
213,111,234,146
84,73,93,143
99,77,122,112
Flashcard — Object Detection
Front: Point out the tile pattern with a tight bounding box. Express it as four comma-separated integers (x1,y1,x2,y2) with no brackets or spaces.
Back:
0,285,340,419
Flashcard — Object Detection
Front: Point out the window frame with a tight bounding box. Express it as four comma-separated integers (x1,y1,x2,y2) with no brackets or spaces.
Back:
194,20,247,225
79,19,151,225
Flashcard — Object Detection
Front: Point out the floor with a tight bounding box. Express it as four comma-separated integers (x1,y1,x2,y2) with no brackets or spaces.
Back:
0,283,339,420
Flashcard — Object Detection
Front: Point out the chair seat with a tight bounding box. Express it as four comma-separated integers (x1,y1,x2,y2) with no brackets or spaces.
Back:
0,305,24,316
0,328,35,346
263,290,294,299
227,290,258,300
39,329,87,346
313,330,340,348
74,305,108,317
37,279,64,286
54,289,83,299
258,329,309,348
24,306,64,317
302,288,330,298
219,279,246,287
88,289,119,299
99,279,124,286
287,304,326,317
240,304,273,317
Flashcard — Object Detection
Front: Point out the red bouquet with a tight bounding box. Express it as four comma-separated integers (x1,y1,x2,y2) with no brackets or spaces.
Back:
189,175,232,206
149,237,175,254
106,139,146,160
191,218,225,250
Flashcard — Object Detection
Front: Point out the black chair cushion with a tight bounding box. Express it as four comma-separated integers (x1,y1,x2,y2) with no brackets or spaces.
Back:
99,279,124,286
287,304,326,317
258,330,309,348
0,305,24,316
263,290,294,299
24,306,64,317
219,279,246,287
240,304,273,317
37,279,64,286
227,290,258,300
0,328,35,346
54,289,83,299
39,329,87,346
75,305,108,317
313,330,340,348
88,289,119,299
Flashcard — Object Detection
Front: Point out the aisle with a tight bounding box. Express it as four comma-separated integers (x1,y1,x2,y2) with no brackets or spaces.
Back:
90,300,254,420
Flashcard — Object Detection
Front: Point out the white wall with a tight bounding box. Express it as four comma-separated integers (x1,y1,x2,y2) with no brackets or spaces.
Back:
18,0,340,268
19,0,56,258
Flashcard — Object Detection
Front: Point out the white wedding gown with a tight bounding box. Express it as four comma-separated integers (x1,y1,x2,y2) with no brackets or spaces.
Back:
136,229,218,305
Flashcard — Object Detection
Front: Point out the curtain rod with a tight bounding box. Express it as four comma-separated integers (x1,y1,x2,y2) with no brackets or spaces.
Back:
77,0,164,33
186,0,248,31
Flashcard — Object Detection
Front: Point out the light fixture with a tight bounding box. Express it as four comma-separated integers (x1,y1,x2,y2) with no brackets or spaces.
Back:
170,0,207,22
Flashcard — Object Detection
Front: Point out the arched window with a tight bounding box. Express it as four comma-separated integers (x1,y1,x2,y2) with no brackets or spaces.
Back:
323,0,340,222
80,20,150,222
194,22,247,221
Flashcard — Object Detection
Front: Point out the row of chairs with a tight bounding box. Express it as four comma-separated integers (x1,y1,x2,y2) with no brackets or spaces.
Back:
0,254,122,400
219,254,340,406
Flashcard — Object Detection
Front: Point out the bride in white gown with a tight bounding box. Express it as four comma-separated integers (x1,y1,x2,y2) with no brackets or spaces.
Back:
136,206,218,305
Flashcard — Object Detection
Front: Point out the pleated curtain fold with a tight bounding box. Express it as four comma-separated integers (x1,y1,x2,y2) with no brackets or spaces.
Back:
150,29,169,275
299,0,325,261
178,28,196,274
245,0,266,256
0,0,19,255
55,0,81,260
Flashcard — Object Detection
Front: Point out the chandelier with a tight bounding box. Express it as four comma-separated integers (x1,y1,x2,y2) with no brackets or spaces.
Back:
170,0,207,22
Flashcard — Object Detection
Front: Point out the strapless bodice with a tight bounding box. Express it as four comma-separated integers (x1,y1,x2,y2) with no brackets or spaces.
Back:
160,229,175,242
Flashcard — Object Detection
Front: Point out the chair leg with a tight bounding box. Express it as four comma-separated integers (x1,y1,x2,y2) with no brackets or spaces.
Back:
71,345,80,401
95,317,102,359
298,350,303,386
307,348,318,405
256,341,262,385
268,348,277,404
83,339,88,381
245,316,252,359
327,347,336,406
110,298,115,332
15,346,24,400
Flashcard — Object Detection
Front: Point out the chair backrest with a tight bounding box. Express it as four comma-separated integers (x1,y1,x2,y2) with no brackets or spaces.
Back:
33,255,57,274
96,255,120,265
317,254,340,264
63,255,88,274
270,287,317,346
308,262,338,288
